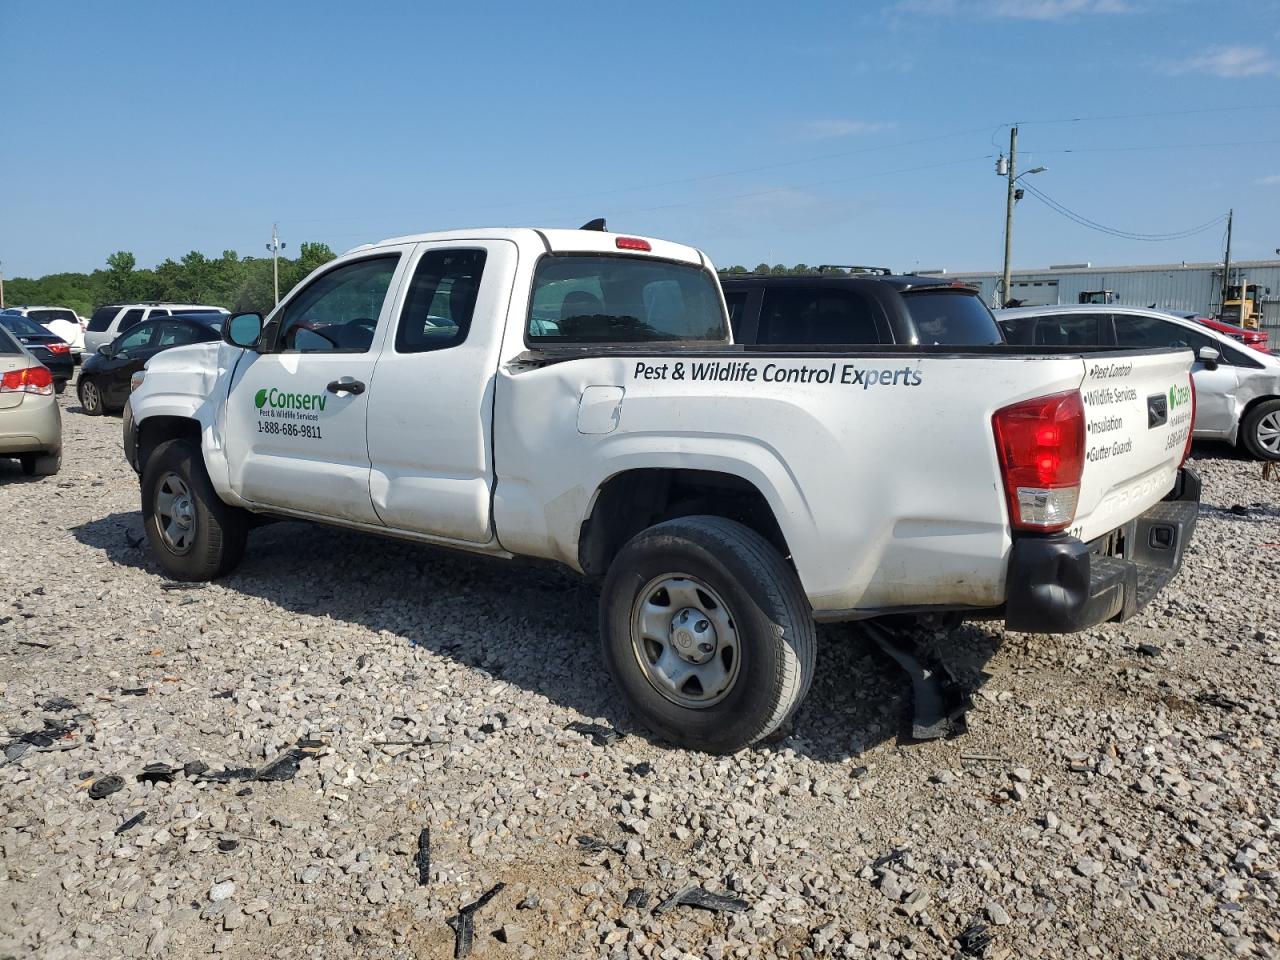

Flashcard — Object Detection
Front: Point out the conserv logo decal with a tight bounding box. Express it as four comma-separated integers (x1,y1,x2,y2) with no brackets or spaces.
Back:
1168,383,1191,410
254,387,327,412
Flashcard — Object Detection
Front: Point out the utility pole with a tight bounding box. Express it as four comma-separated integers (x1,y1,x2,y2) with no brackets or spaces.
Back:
266,223,287,306
1001,126,1017,308
0,260,5,310
1221,208,1233,316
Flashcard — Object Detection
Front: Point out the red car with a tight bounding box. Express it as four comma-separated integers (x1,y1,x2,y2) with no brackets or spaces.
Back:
1172,311,1271,353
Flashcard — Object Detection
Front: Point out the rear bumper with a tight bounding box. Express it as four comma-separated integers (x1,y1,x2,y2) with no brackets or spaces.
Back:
0,395,62,456
1004,468,1200,633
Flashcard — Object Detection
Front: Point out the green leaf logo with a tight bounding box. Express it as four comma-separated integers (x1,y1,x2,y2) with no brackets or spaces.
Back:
1168,385,1176,409
255,388,268,409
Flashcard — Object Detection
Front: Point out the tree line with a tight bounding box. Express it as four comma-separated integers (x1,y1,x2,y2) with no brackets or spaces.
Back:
2,243,338,318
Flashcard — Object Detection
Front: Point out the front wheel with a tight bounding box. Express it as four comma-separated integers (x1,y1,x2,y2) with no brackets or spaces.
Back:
141,439,248,580
1241,399,1280,461
600,516,816,753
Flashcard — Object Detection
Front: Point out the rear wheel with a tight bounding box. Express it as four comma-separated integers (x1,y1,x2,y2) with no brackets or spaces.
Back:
141,439,247,580
78,377,104,416
1241,399,1280,461
600,516,816,753
54,381,66,395
18,450,60,477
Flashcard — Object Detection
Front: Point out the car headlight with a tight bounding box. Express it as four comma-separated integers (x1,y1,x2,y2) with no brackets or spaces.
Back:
130,371,146,393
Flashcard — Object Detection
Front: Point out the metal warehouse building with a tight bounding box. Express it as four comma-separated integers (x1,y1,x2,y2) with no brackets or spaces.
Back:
935,259,1280,333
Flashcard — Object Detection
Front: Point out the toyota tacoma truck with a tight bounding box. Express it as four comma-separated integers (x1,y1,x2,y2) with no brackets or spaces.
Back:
124,226,1200,752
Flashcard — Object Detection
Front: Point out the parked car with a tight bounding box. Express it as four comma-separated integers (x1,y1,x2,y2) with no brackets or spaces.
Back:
1,305,86,361
0,324,61,476
84,302,228,355
721,271,1005,346
997,304,1280,459
1167,310,1270,354
127,226,1198,753
0,313,74,392
79,314,223,416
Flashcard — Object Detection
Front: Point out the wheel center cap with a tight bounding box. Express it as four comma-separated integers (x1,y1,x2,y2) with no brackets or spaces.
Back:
671,607,716,664
173,497,193,527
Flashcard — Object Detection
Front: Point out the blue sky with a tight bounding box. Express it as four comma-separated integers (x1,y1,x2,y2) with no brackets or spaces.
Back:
3,0,1280,279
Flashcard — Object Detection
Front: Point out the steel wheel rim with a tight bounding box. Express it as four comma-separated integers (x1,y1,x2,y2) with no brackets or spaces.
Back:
1257,411,1280,454
629,574,741,709
154,471,196,555
81,379,99,412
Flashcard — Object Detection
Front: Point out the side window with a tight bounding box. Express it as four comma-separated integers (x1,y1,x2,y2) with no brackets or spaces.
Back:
395,249,487,353
999,317,1036,345
156,321,205,347
1113,315,1215,353
723,291,749,338
1032,313,1104,346
117,308,145,332
278,255,399,353
757,288,881,345
88,306,120,332
117,323,157,351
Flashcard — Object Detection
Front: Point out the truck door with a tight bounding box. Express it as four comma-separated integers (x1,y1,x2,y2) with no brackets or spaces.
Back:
223,251,410,524
365,240,517,542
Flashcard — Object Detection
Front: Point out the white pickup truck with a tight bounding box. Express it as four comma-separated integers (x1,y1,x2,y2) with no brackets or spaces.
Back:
124,227,1200,752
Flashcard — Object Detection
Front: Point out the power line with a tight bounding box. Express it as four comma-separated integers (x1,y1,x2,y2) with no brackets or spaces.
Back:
1012,103,1280,126
1032,137,1280,155
1020,181,1227,242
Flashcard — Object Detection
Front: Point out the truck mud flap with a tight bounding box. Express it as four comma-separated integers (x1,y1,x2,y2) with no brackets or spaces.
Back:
863,621,971,740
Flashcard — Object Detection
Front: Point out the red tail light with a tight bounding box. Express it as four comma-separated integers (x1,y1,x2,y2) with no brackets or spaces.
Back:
992,390,1085,532
0,365,54,396
1181,374,1196,467
47,343,70,355
615,236,652,252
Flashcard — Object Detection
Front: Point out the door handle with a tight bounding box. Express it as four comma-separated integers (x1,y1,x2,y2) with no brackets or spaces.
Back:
326,377,366,395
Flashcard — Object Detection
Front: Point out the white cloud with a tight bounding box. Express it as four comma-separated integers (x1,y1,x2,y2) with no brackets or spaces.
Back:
892,0,1131,17
1173,45,1279,77
1257,174,1280,186
794,120,893,140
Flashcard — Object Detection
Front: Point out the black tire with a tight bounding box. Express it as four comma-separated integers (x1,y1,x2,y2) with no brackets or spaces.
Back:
54,381,66,395
18,450,60,477
600,516,816,753
78,377,104,416
141,439,248,580
1240,398,1280,461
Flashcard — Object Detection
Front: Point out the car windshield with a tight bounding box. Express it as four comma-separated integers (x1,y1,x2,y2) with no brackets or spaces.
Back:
528,255,728,343
903,290,1004,345
0,314,50,338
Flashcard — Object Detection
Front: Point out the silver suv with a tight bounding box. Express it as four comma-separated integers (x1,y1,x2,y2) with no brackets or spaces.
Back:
85,303,227,355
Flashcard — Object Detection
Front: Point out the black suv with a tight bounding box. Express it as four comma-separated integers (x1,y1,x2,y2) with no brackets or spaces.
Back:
721,268,1005,347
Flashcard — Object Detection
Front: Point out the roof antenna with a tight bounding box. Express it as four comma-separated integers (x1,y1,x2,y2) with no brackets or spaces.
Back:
580,218,607,232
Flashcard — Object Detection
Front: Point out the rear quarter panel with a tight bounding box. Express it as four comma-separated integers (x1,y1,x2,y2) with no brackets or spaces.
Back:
493,352,1093,613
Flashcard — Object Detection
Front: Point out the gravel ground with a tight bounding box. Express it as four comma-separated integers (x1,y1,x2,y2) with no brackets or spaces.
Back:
2,391,1279,960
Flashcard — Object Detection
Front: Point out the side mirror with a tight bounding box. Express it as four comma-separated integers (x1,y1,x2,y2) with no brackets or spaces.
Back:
223,312,264,349
1197,346,1220,371
97,343,113,357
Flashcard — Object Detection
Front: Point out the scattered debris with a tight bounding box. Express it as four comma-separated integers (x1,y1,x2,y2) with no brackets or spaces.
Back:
957,917,994,956
1135,643,1163,657
16,640,51,649
566,721,623,746
1229,504,1254,516
627,761,653,776
356,653,371,669
872,848,909,870
576,835,627,855
624,887,651,909
516,894,540,910
118,687,149,697
447,882,505,958
183,760,209,778
1197,691,1245,711
652,886,749,915
863,621,971,740
115,812,146,835
136,763,180,784
236,787,253,797
40,696,76,712
218,838,239,852
212,690,234,699
159,581,205,591
960,753,1009,764
3,743,30,764
415,828,431,886
196,738,324,786
88,775,124,800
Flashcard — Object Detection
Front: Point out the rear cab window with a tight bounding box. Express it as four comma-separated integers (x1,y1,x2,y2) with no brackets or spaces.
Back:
904,291,1004,345
527,256,727,343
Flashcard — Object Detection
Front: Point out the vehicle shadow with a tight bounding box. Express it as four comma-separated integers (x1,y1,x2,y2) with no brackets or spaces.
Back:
71,511,1000,763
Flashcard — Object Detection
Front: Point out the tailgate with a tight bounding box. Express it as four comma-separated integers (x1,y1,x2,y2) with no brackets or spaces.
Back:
1073,349,1194,542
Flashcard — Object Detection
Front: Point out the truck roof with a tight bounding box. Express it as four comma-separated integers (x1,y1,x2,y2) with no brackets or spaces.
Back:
721,273,977,294
352,227,707,267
